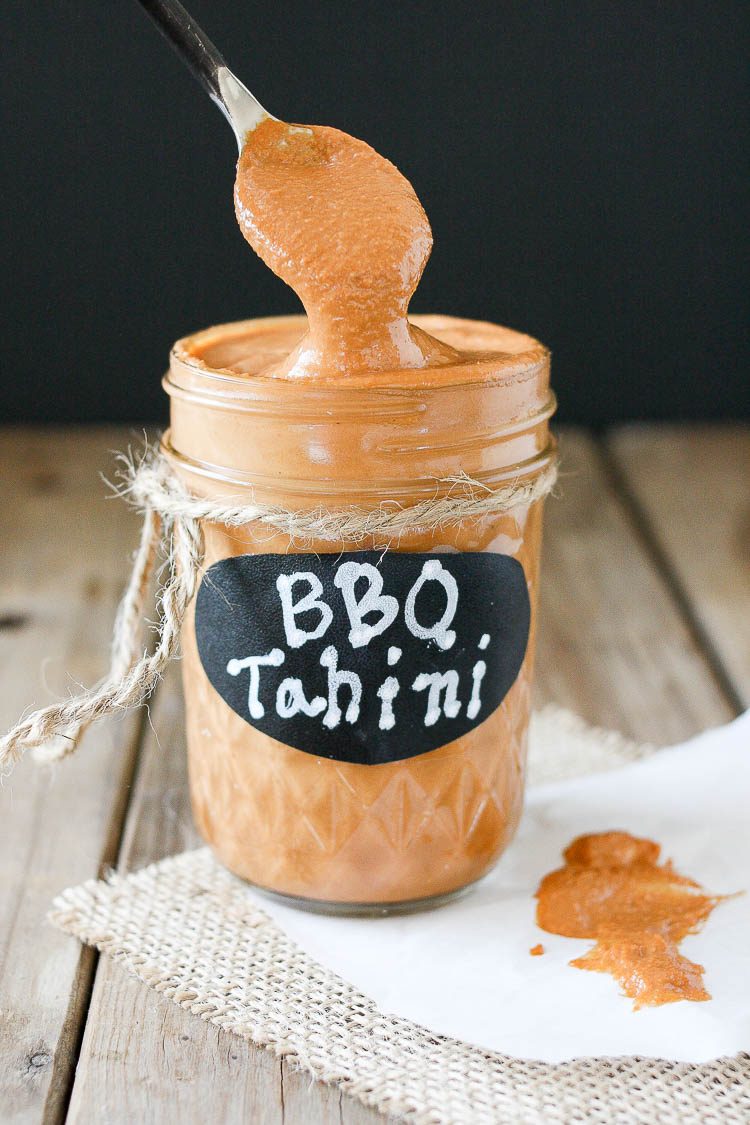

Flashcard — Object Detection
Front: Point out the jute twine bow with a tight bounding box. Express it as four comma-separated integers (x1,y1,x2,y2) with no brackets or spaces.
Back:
0,449,557,775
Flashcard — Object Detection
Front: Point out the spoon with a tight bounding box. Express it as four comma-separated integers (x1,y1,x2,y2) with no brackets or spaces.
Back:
136,0,275,149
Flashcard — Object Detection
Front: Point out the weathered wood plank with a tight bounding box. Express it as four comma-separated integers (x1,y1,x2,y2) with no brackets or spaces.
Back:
535,429,733,741
607,423,750,708
65,427,735,1124
66,667,379,1125
0,427,146,1125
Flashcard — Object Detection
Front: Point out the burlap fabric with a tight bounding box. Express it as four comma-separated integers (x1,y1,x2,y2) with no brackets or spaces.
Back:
50,709,749,1124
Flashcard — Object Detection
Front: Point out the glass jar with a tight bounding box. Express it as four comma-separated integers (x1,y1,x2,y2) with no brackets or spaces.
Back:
164,314,555,913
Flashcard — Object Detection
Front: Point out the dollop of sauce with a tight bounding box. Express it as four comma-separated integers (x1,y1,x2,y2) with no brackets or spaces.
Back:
234,119,458,378
535,831,727,1009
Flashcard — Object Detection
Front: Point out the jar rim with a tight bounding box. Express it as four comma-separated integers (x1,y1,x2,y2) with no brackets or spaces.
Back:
164,315,556,500
166,314,551,400
161,428,558,500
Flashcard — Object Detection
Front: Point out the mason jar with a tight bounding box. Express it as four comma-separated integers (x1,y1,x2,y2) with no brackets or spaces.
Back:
163,313,555,913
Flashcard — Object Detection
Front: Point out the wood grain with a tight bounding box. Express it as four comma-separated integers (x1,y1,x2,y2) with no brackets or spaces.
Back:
2,425,741,1124
65,428,736,1124
66,666,381,1125
535,430,733,741
608,424,750,708
0,428,145,1125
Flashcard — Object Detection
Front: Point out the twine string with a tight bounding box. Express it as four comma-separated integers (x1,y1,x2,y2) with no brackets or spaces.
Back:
0,451,557,774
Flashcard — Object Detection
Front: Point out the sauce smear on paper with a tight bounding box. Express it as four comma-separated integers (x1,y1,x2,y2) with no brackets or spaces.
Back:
535,831,726,1009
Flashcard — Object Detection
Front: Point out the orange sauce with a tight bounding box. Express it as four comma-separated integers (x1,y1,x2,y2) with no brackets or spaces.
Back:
168,314,552,905
234,119,456,378
535,831,726,1008
166,112,554,906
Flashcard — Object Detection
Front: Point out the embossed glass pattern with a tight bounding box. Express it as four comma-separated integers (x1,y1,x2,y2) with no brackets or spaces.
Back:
166,315,554,911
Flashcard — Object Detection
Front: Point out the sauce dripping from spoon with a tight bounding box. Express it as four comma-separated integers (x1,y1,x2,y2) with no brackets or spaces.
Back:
234,119,458,378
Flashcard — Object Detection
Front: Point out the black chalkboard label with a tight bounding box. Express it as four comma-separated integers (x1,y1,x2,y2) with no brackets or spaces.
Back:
195,551,530,766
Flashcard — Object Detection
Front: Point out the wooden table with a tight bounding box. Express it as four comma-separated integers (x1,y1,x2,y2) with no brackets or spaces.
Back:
1,424,748,1124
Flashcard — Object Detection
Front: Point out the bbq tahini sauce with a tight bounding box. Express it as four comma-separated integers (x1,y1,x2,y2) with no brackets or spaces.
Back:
164,117,555,909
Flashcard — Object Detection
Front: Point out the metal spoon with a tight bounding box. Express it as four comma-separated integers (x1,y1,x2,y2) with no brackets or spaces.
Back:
136,0,275,149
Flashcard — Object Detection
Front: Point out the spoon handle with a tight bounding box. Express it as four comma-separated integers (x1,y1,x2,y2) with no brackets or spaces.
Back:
136,0,270,144
137,0,228,103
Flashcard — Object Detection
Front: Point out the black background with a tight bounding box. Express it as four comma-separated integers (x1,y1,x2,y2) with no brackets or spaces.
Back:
2,2,747,425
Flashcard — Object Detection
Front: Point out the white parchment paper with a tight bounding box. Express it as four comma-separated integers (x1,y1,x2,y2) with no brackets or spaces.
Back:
252,711,750,1063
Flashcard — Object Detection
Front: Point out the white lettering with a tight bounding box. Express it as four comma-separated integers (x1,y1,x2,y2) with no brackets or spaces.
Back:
320,645,362,729
333,561,399,649
275,677,326,719
376,676,400,730
404,559,458,650
466,660,487,720
276,572,333,649
412,670,461,726
387,646,402,666
226,648,285,719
